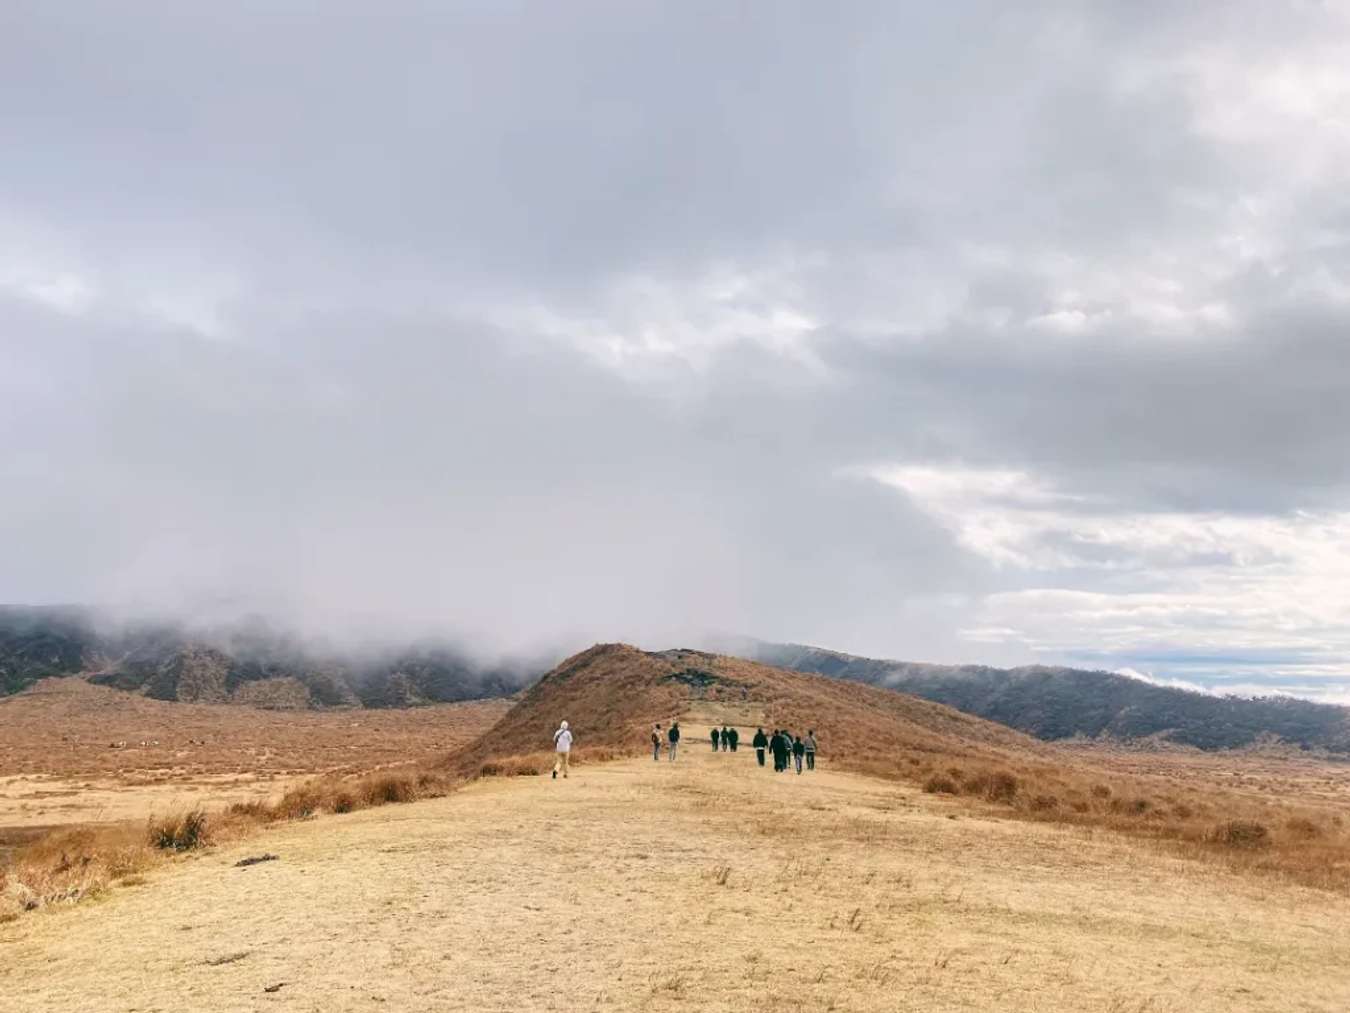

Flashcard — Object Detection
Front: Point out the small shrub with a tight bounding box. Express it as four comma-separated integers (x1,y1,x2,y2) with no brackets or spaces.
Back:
362,775,416,806
149,810,209,852
964,770,1018,803
273,786,323,820
1029,794,1059,812
923,775,959,795
330,790,358,814
1090,784,1112,799
1211,820,1270,849
1285,817,1322,840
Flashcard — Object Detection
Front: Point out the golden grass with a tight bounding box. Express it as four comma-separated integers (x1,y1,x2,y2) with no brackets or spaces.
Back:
0,767,466,920
454,644,1350,895
5,752,1348,1012
1,733,624,921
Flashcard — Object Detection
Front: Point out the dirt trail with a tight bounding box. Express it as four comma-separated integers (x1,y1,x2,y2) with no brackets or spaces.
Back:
4,722,1347,1012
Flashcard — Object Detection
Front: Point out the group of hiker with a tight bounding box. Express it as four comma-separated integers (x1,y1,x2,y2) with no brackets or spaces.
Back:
555,719,820,777
709,725,739,751
752,727,817,773
637,721,818,773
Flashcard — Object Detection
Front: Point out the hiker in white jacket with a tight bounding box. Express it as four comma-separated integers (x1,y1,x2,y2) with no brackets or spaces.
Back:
552,720,573,779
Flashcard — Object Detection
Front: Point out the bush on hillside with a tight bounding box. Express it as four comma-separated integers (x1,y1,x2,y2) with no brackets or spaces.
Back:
1211,820,1270,849
149,809,209,851
923,775,959,795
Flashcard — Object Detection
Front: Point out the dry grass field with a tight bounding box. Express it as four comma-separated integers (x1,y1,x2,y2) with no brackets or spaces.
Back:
0,677,510,856
4,645,1349,1011
4,731,1348,1013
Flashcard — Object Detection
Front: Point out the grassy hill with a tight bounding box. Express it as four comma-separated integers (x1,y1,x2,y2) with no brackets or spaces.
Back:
0,606,532,709
741,640,1350,754
448,643,1350,893
448,643,1052,779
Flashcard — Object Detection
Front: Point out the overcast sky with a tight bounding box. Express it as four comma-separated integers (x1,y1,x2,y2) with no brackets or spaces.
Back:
4,2,1350,701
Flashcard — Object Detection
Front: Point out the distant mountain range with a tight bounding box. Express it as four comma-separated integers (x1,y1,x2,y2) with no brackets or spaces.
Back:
0,606,535,708
734,640,1350,754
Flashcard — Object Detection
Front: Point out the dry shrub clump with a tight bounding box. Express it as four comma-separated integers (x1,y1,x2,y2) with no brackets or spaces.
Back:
478,754,549,778
1210,820,1271,850
149,809,210,852
923,775,959,795
0,822,158,920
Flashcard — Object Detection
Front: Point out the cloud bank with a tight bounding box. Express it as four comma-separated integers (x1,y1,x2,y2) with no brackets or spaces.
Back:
4,2,1350,699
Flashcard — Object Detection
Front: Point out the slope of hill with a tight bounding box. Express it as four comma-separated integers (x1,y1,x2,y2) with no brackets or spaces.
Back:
0,606,534,709
740,640,1350,754
449,642,1057,782
444,643,1350,896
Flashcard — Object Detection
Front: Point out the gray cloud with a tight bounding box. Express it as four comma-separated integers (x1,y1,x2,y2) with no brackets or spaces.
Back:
4,2,1350,695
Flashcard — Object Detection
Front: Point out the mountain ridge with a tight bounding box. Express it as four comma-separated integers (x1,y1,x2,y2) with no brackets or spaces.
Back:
737,639,1350,754
0,605,535,709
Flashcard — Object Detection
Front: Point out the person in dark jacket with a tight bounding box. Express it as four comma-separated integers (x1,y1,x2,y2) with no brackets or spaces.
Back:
668,721,681,761
752,727,768,766
711,726,720,751
727,727,739,752
792,735,805,774
771,730,790,773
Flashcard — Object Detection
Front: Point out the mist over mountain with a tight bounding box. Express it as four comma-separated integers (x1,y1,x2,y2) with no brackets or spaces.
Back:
734,639,1350,754
0,605,543,708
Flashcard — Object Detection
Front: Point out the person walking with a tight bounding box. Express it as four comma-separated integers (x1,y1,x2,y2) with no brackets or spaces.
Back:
668,721,681,762
752,727,768,767
720,726,731,752
728,727,739,752
552,720,573,779
711,726,721,752
771,730,789,773
804,729,818,771
651,724,663,761
792,735,805,774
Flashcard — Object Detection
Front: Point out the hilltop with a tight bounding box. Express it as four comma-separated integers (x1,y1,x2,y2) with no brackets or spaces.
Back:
444,644,1350,894
739,640,1350,754
447,643,1051,779
0,606,535,709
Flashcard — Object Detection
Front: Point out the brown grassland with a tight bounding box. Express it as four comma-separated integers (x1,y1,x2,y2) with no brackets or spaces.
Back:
4,731,1348,1011
2,644,1349,1010
0,677,509,905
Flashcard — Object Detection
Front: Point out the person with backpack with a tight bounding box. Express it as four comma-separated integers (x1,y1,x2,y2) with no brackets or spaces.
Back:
552,720,573,779
711,726,721,751
728,727,739,752
792,735,805,774
804,729,818,770
720,726,731,751
668,721,681,761
651,724,663,761
752,727,768,766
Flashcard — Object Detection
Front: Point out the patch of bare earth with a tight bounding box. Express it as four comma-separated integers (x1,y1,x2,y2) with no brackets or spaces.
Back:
3,726,1346,1013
